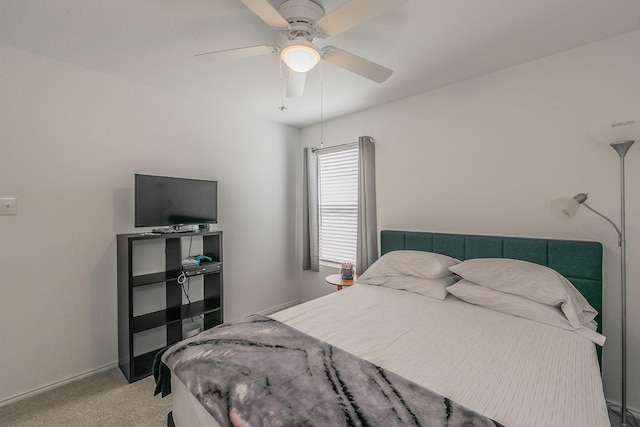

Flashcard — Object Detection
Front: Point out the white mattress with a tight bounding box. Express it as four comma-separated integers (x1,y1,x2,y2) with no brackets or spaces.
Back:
170,284,610,427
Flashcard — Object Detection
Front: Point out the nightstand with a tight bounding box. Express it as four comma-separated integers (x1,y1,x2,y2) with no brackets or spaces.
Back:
325,273,358,291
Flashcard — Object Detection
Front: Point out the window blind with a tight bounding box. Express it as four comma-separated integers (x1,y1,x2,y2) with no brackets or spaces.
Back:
318,147,358,265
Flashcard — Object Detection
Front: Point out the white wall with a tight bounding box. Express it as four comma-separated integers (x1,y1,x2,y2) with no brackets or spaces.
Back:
296,30,640,411
0,44,299,404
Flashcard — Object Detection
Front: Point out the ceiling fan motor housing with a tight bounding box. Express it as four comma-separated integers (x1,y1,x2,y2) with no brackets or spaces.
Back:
278,0,326,40
195,0,400,91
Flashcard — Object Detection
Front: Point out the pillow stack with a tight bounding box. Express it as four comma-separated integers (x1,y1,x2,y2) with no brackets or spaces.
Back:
357,250,460,300
447,258,605,345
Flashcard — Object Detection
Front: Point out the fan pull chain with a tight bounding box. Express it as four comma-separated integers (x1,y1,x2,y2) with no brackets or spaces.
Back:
278,59,287,111
320,60,324,148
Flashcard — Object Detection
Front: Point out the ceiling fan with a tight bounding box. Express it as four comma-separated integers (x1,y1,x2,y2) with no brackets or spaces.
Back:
195,0,407,97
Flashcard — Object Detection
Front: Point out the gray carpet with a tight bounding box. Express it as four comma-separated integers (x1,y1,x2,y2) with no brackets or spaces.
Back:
0,369,171,427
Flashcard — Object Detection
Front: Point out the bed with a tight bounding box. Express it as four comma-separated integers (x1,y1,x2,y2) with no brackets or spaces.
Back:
155,230,609,427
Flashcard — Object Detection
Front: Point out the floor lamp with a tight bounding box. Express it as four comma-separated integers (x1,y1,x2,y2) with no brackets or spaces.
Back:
550,139,635,426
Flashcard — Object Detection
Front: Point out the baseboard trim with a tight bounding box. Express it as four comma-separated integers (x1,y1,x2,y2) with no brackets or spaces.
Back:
0,362,118,408
258,299,306,316
1,300,305,408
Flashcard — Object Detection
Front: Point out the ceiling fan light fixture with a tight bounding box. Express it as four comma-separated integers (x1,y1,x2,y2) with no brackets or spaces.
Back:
280,43,320,73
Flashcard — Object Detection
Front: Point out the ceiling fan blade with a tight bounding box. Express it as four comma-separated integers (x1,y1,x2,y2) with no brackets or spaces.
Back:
194,45,279,62
322,47,392,83
286,70,306,98
315,0,407,37
239,0,290,30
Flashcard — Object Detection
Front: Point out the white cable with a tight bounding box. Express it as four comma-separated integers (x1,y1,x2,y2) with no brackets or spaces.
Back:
177,271,186,284
180,236,203,322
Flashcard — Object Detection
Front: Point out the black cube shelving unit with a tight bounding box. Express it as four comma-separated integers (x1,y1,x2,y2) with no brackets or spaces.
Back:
117,230,223,382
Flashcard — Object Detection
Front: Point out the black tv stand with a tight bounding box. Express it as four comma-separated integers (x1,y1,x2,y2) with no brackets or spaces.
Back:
117,230,223,382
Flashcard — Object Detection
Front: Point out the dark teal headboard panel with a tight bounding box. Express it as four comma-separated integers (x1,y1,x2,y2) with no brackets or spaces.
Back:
381,230,603,362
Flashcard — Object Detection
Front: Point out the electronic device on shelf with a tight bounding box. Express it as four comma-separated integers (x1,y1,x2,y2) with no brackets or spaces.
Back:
135,174,218,231
152,224,203,234
183,261,222,277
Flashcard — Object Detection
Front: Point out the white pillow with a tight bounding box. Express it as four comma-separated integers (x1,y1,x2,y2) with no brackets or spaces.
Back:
448,258,597,329
447,280,605,345
359,275,459,300
360,250,460,280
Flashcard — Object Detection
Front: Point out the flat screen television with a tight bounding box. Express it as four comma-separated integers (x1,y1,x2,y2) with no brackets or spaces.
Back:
135,174,218,228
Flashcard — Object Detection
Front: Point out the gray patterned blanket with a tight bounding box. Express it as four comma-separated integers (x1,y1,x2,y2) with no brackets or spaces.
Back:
159,315,504,427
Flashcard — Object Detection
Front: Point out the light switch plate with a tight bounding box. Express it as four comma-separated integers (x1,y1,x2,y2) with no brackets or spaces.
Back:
0,198,17,215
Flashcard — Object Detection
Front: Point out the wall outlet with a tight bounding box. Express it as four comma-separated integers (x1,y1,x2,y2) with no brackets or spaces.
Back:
0,198,17,215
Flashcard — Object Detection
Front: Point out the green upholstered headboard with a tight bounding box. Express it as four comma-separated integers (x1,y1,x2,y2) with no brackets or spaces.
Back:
381,230,603,361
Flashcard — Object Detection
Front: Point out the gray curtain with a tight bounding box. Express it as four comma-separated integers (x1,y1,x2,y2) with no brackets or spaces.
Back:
356,136,378,274
302,147,319,271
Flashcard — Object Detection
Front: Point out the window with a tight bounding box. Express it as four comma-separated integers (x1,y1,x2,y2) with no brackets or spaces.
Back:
317,145,358,266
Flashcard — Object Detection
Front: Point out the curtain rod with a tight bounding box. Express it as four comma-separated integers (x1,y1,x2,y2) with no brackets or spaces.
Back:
311,141,357,153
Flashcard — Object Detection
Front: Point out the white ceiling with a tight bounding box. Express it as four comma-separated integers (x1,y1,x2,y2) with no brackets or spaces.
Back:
1,0,640,128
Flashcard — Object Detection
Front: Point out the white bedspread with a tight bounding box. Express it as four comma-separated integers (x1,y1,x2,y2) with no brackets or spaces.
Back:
171,284,609,427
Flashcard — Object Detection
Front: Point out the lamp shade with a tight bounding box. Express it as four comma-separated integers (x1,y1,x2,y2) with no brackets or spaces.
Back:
550,197,580,218
550,193,589,218
280,43,320,73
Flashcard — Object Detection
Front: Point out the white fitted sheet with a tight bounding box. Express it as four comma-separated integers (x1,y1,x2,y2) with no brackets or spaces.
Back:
170,284,609,427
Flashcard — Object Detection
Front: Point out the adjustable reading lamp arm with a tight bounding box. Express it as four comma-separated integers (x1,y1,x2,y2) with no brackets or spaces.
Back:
582,202,622,246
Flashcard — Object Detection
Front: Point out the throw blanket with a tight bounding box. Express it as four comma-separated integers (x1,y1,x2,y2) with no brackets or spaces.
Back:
158,315,504,427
